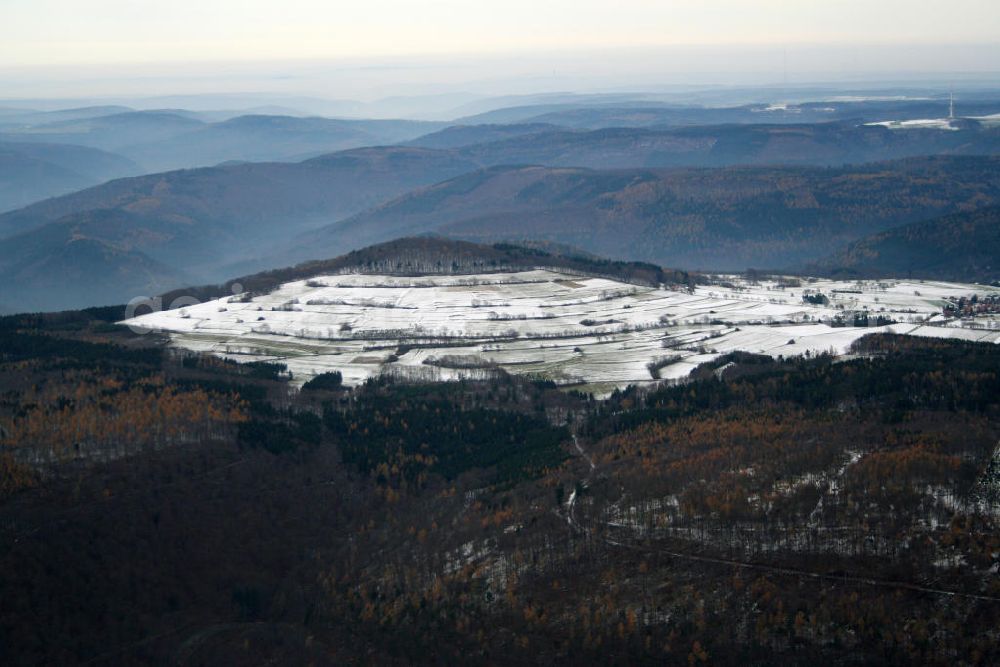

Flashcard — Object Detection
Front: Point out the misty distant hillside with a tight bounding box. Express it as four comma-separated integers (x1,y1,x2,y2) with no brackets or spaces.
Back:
459,98,1000,128
0,146,479,239
815,206,1000,283
16,116,997,241
1,110,443,172
454,122,1000,169
0,147,481,311
6,113,997,216
5,108,1000,311
408,123,562,149
300,156,1000,271
117,115,444,171
457,103,832,127
1,111,205,152
0,213,185,313
0,105,136,130
3,99,998,206
0,141,140,213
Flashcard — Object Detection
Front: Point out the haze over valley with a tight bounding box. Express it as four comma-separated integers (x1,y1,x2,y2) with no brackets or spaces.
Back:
2,101,1000,312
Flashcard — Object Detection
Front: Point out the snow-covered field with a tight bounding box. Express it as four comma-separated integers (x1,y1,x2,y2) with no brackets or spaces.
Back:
122,270,1000,394
973,113,1000,128
865,118,959,131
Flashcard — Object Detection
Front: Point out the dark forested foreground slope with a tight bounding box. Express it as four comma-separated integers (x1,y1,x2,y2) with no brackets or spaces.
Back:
1,306,999,664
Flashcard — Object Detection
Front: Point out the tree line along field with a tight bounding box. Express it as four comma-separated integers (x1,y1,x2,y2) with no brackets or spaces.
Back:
1,303,999,664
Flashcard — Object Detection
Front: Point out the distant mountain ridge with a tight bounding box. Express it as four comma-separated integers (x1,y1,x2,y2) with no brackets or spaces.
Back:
0,146,480,240
4,116,998,221
0,147,481,312
0,232,184,315
299,156,1000,272
407,123,563,149
456,99,1000,128
115,115,443,171
2,111,205,152
19,118,996,244
0,110,443,172
451,122,1000,169
4,117,1000,312
0,141,140,213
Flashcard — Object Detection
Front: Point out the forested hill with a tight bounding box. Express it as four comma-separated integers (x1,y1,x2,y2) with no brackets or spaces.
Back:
0,141,140,214
159,237,692,305
5,125,1000,312
298,155,1000,272
454,121,1000,169
0,146,480,241
814,206,1000,283
0,148,482,312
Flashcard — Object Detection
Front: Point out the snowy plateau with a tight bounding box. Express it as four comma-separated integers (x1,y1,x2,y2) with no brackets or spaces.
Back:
122,270,1000,395
866,118,960,131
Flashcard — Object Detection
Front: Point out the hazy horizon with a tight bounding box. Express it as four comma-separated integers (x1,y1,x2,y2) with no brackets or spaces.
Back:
3,0,999,112
5,0,1000,64
2,46,999,119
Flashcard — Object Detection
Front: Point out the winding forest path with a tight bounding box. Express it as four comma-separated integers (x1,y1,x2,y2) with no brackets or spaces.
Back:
565,434,594,531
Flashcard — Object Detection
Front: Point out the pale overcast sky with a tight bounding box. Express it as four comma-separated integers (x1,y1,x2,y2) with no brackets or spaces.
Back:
3,0,999,66
1,1,997,102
